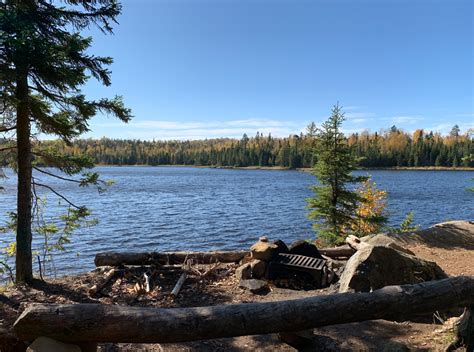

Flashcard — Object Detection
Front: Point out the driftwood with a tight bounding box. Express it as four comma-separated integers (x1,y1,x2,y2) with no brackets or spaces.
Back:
14,276,474,343
94,251,247,267
345,235,370,251
446,306,474,351
319,245,355,258
171,259,192,297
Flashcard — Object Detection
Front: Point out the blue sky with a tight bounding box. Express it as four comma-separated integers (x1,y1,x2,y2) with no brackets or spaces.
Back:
82,0,473,140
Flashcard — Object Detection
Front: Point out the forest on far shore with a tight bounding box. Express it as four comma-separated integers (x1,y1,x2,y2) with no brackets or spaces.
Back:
2,125,473,169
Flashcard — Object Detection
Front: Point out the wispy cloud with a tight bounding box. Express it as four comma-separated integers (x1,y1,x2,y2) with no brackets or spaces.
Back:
93,118,306,140
384,115,423,125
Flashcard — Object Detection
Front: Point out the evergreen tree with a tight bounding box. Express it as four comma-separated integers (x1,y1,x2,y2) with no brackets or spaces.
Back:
307,104,366,245
0,0,131,283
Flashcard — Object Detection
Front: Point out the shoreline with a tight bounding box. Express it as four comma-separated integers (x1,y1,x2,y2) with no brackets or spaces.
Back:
93,164,474,171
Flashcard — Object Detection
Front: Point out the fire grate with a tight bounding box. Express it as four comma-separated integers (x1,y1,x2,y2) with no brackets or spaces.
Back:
273,253,326,271
267,253,327,286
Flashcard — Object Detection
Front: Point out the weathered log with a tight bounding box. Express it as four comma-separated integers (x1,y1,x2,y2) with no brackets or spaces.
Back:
319,245,355,258
171,259,192,297
14,276,474,343
95,247,353,267
446,306,474,351
345,235,371,251
94,251,248,267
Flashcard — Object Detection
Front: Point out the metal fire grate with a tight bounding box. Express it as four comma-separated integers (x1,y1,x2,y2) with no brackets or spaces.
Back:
273,253,326,271
267,253,327,286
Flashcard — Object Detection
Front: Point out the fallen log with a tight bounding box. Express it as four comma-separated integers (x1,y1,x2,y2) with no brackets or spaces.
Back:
94,251,248,267
95,247,353,267
14,276,474,343
319,245,355,258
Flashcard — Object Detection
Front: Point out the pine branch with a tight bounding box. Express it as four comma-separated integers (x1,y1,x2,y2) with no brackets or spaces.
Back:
32,181,82,209
0,146,16,152
0,125,16,133
33,167,82,184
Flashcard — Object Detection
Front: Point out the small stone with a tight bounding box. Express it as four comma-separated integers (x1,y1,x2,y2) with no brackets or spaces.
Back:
259,236,269,242
250,259,267,279
235,262,252,280
239,279,269,294
250,238,278,261
27,337,81,352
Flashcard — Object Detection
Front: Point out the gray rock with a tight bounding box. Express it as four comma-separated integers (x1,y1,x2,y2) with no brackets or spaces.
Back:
250,259,267,279
235,262,252,280
362,234,415,256
27,337,81,352
239,279,269,293
339,244,447,293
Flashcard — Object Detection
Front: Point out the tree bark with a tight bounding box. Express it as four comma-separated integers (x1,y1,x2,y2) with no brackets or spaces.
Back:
13,276,474,343
15,70,33,284
94,250,249,267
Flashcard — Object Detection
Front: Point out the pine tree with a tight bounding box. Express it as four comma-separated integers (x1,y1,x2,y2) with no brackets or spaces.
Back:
307,104,366,245
0,0,131,283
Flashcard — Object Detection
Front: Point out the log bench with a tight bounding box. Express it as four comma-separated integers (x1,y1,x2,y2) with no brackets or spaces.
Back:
13,276,474,344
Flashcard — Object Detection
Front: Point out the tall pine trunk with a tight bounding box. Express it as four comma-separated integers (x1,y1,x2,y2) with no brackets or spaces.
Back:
15,71,33,283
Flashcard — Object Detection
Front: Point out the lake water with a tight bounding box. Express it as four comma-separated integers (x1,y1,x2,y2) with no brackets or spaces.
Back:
0,167,473,275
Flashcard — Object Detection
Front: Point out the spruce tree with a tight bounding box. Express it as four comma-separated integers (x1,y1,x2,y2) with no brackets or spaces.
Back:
0,0,131,283
307,104,366,245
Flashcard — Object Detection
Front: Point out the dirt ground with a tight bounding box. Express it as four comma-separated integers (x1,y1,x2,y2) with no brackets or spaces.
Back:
1,220,473,351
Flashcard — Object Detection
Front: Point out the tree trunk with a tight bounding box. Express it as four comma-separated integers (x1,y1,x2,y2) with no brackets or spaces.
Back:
15,71,33,284
13,276,474,343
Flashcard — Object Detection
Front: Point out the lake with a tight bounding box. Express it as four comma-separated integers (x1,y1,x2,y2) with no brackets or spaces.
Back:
0,167,473,275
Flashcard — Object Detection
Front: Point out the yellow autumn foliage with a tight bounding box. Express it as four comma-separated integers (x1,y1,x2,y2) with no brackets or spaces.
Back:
352,179,388,237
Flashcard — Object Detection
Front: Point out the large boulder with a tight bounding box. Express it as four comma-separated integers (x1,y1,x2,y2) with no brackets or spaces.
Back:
288,240,323,259
361,234,415,256
250,236,278,261
339,244,447,293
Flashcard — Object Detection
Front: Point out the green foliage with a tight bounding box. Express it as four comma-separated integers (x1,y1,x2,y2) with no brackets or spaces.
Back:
0,0,131,282
0,197,97,282
387,211,421,234
306,104,367,245
34,198,97,278
9,124,472,168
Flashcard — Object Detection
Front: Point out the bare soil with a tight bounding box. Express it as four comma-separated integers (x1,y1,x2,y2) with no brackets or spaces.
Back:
1,221,473,351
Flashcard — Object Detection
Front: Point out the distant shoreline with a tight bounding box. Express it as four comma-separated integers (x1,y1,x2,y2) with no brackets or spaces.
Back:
94,164,474,171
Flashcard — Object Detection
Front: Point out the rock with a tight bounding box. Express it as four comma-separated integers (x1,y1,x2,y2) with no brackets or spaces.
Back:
239,279,269,294
362,234,415,256
250,237,278,261
273,239,289,254
339,244,447,293
289,240,323,259
235,263,252,280
250,259,267,279
27,337,81,352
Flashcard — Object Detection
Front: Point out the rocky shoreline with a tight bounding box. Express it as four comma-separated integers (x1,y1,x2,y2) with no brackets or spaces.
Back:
1,220,473,351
